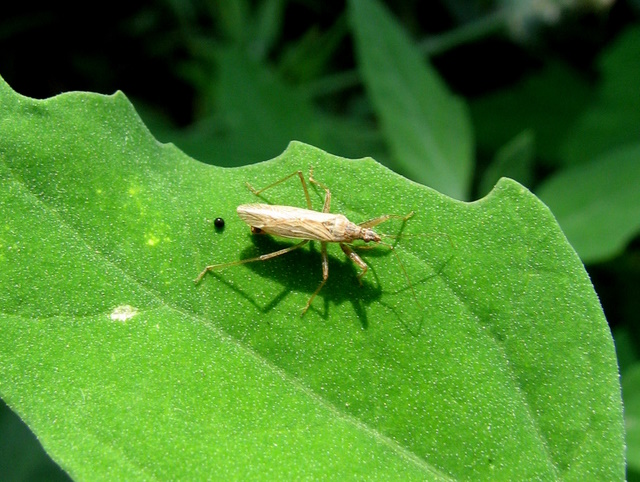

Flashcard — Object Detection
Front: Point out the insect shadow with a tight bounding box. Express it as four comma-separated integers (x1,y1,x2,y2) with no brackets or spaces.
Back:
209,233,387,328
208,232,455,332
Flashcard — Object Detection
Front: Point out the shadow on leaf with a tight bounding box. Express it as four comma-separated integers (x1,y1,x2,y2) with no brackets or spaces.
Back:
205,234,387,328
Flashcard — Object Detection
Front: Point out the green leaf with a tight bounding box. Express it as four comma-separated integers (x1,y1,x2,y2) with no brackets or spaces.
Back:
214,0,250,43
614,327,638,376
159,46,376,168
561,25,640,165
536,143,640,264
249,0,286,60
623,364,640,474
0,400,70,481
277,12,348,83
479,129,535,196
349,0,474,200
168,46,322,167
0,77,624,480
470,62,591,167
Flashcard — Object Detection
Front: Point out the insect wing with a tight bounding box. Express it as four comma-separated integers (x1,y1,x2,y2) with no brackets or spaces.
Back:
237,204,349,242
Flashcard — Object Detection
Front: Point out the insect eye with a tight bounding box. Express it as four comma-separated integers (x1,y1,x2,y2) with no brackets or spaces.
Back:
251,226,264,234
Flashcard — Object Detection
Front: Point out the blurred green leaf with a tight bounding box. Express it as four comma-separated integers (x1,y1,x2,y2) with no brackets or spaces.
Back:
213,0,249,42
278,12,348,83
158,46,383,168
479,129,534,196
0,400,70,482
471,62,591,166
249,0,285,60
613,327,638,376
159,46,322,167
623,364,640,474
536,143,640,264
0,77,624,480
561,25,640,165
349,0,474,200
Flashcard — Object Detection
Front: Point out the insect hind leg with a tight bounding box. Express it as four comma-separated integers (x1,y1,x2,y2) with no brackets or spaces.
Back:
302,242,329,315
195,240,309,283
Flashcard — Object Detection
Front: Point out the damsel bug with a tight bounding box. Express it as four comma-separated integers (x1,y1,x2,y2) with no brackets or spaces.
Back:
195,168,415,315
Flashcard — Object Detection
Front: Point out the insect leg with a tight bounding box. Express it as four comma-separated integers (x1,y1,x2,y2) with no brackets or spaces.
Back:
308,168,331,213
194,240,310,283
340,243,369,285
358,211,415,229
246,170,312,209
302,241,329,315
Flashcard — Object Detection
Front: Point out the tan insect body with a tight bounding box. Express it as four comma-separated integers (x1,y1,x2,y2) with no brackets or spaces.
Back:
237,204,380,243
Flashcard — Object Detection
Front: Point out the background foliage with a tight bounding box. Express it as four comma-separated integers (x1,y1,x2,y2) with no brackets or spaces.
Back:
1,0,638,479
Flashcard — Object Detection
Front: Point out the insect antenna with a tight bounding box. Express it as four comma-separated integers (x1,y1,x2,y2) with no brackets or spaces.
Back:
380,231,454,246
354,238,426,318
378,240,424,312
377,231,454,335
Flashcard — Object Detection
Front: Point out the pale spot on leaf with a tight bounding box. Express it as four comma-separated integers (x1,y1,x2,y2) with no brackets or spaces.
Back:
109,305,138,322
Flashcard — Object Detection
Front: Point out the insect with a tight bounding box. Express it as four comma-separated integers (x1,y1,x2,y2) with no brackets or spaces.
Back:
195,168,415,315
214,217,225,229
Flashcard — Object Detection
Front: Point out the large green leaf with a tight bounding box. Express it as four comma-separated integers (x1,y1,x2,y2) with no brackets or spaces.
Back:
349,0,474,200
0,78,624,480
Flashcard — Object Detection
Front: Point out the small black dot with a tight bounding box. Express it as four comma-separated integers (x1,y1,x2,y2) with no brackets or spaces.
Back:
214,217,225,229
